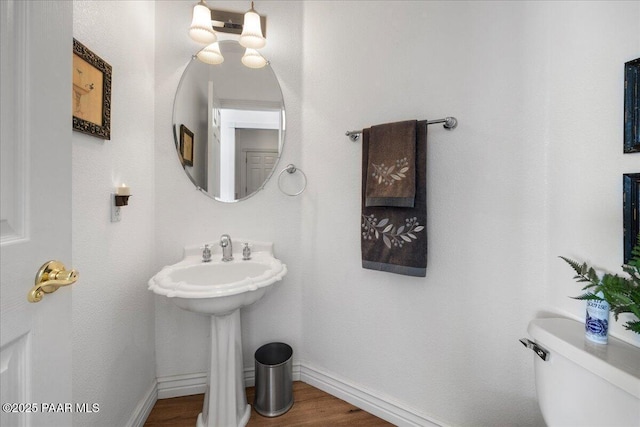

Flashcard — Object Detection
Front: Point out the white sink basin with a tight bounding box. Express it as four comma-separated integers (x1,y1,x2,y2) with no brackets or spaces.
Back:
148,239,287,315
148,239,287,427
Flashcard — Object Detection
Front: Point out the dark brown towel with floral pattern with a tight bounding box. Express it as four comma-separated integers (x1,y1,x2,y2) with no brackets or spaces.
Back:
365,120,417,207
361,120,427,277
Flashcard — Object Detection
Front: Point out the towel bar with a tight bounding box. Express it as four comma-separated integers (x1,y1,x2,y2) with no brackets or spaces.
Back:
345,117,457,142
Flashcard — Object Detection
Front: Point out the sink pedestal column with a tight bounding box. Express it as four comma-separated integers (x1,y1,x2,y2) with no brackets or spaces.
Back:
196,309,251,427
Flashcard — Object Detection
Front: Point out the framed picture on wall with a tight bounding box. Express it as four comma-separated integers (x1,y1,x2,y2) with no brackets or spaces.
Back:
72,38,112,140
623,173,640,263
624,58,640,153
180,124,194,167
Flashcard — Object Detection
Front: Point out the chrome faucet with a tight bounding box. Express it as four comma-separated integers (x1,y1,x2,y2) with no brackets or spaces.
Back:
202,244,212,263
220,234,233,261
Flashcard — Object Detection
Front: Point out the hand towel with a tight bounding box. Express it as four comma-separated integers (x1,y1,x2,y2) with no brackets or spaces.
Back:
365,120,417,208
361,120,427,277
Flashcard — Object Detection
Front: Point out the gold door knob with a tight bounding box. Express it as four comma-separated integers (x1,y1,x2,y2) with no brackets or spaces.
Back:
27,260,79,303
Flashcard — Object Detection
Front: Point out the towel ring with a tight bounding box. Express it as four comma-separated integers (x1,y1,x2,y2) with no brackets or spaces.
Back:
278,164,307,196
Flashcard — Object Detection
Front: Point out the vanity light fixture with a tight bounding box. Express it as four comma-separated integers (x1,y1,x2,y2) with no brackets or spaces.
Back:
188,1,267,68
189,0,217,44
239,2,266,49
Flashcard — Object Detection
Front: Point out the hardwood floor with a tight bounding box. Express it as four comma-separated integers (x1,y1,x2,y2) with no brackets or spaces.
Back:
144,382,393,426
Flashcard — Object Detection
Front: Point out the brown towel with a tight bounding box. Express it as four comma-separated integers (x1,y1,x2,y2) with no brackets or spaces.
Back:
361,121,427,277
365,120,417,208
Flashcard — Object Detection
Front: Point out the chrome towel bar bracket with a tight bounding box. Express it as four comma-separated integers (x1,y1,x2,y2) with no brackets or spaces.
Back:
345,116,458,142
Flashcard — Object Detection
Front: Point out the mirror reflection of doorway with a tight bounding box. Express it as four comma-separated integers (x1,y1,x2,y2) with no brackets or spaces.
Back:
216,110,282,201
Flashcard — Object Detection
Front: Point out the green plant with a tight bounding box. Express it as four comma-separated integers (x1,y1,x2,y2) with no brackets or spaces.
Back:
559,234,640,335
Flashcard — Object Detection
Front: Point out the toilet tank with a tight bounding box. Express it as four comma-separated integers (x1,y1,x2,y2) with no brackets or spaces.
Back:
526,318,640,427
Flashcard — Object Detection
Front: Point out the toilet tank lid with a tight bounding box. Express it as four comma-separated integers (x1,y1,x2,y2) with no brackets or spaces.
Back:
528,318,640,399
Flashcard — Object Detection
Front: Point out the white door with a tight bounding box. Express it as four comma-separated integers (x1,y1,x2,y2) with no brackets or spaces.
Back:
1,1,74,426
240,150,277,198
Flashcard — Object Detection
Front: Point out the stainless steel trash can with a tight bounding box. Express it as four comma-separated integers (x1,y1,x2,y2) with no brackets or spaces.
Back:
254,342,293,417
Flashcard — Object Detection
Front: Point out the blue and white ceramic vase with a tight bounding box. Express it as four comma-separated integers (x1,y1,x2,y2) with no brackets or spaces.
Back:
585,291,609,344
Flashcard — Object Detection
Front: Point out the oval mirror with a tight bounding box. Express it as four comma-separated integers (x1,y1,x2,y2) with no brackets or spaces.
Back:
173,40,285,202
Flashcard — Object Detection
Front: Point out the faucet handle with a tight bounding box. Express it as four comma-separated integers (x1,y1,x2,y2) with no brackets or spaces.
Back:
202,244,212,262
242,242,252,260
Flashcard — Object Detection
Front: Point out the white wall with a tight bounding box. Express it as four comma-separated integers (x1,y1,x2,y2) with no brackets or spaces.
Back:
300,2,545,425
72,1,157,426
153,0,304,384
300,1,638,426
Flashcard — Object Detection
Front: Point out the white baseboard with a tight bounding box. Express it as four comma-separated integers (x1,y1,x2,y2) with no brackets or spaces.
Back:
157,372,208,399
148,363,442,427
299,363,444,427
127,381,158,427
156,364,303,399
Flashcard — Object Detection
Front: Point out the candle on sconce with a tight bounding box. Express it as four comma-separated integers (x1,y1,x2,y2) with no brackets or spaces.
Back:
116,184,131,196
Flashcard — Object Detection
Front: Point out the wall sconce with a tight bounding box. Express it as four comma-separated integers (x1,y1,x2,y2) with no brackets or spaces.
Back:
189,0,217,44
239,2,265,49
189,1,267,68
111,184,131,222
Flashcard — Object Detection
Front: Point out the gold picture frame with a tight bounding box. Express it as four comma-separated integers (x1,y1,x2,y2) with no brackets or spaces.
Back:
72,38,112,139
180,124,194,167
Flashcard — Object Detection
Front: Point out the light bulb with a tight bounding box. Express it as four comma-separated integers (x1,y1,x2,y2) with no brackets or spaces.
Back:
197,42,224,65
189,1,216,44
241,48,267,69
239,3,265,49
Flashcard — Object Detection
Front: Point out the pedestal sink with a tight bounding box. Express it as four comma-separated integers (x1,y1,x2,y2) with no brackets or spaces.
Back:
148,239,287,427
